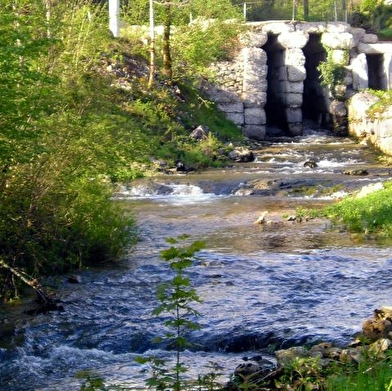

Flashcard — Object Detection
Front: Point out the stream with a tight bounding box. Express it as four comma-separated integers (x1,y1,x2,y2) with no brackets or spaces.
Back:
1,129,392,390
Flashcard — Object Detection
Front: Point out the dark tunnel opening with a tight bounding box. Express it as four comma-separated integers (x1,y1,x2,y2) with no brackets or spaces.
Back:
366,54,385,90
262,34,288,133
302,34,329,128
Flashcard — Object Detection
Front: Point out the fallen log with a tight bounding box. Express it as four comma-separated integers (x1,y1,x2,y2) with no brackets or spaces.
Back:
0,258,63,311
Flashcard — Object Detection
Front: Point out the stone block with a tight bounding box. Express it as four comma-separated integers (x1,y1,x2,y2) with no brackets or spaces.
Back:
285,107,302,123
205,86,241,104
350,27,366,46
243,124,266,140
287,81,304,94
288,122,303,136
296,22,328,34
362,34,378,44
285,48,306,66
286,93,303,106
243,47,268,66
351,53,368,90
321,32,354,49
287,65,306,82
325,22,351,33
261,21,295,34
224,112,244,125
278,32,309,49
244,107,266,125
241,31,268,47
358,42,392,54
243,91,267,106
217,102,244,113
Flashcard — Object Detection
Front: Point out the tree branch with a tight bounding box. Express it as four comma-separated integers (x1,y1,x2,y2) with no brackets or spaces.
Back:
0,258,55,306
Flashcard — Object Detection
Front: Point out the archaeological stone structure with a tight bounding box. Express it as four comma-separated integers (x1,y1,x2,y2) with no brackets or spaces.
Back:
203,21,392,140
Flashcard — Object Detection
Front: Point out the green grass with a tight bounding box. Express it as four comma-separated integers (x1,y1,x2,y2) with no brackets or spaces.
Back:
325,356,392,391
322,180,392,237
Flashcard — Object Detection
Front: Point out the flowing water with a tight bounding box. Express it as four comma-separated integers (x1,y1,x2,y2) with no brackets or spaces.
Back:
1,130,392,390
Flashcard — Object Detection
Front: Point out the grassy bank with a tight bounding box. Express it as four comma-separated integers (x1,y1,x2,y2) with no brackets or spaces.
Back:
321,180,392,239
0,0,244,301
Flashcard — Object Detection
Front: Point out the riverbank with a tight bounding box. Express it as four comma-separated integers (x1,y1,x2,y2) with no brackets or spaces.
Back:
226,306,392,391
2,131,392,391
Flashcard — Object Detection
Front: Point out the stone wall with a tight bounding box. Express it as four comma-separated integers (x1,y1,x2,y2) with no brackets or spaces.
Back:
348,91,392,156
203,21,392,140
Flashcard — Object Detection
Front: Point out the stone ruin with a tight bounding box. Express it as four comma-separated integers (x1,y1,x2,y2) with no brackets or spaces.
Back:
203,21,392,140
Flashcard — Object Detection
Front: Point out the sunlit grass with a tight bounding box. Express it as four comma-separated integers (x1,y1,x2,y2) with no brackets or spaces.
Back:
322,180,392,237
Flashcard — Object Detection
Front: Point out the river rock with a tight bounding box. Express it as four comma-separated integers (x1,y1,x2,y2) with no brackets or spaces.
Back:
343,169,369,176
68,275,82,284
362,307,392,341
304,160,318,168
190,125,209,140
234,362,262,376
228,147,255,162
226,307,392,391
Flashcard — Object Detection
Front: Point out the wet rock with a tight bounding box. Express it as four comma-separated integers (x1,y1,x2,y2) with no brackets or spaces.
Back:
190,125,209,140
343,169,369,176
228,147,255,163
339,347,363,364
362,306,392,341
176,161,186,172
275,346,308,367
254,211,269,224
368,338,392,356
304,160,318,168
309,342,335,358
68,275,82,284
235,362,262,376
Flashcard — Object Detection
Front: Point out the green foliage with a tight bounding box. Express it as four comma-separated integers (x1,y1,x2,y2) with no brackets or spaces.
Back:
318,180,392,238
364,89,392,121
325,351,392,391
359,0,392,32
278,356,324,390
136,235,205,391
317,47,347,98
0,0,141,300
171,19,242,80
77,371,128,391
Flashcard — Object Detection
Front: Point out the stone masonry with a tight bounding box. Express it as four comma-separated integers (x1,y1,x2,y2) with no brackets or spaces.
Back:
203,21,392,140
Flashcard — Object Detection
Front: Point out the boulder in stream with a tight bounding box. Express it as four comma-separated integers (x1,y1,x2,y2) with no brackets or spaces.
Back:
228,147,255,163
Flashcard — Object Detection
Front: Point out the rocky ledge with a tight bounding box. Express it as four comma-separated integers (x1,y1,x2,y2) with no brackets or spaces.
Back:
225,306,392,390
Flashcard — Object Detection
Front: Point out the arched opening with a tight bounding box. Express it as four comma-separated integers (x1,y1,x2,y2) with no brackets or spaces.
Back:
262,34,288,134
302,34,329,128
366,54,385,90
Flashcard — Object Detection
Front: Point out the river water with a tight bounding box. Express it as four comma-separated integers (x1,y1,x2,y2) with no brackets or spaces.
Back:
1,130,392,390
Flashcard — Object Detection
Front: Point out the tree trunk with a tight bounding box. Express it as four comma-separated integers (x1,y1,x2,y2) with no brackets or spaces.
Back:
304,0,309,20
162,0,173,83
148,0,156,88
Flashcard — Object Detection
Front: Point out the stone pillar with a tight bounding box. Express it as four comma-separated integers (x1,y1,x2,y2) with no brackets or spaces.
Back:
242,47,268,140
351,53,368,90
278,32,309,136
385,53,392,90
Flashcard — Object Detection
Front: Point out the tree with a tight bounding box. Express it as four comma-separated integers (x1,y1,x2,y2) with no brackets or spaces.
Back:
162,0,174,82
0,0,136,301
